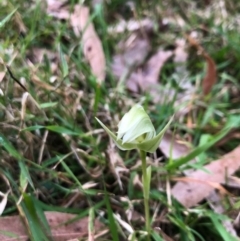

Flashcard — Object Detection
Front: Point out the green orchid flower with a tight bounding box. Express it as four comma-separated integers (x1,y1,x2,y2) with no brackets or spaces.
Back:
96,104,173,153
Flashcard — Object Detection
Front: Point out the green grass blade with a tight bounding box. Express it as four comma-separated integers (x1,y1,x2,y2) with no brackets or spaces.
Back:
88,207,95,239
207,213,238,241
104,185,119,241
22,194,51,241
58,44,69,78
19,160,34,189
0,9,17,29
0,134,22,159
46,125,82,135
0,135,34,189
151,231,165,241
60,161,86,195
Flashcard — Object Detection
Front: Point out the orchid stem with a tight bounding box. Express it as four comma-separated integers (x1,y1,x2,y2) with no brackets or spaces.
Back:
140,150,151,240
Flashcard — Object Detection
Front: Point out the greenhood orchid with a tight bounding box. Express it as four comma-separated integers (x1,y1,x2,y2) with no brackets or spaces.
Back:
96,104,173,153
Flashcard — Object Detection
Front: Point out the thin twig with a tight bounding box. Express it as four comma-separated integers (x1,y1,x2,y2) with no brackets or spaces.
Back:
6,65,28,92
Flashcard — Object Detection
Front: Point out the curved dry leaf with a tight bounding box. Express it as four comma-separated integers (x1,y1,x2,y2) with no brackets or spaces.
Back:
46,0,69,19
121,48,172,94
159,133,191,159
172,145,240,208
70,5,106,84
172,177,230,195
186,34,217,95
202,52,217,95
112,35,150,92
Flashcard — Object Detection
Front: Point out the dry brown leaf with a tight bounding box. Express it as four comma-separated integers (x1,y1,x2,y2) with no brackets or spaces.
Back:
70,5,106,84
118,34,150,68
172,177,230,195
30,74,62,94
27,49,59,80
0,211,103,241
186,34,217,95
112,34,150,92
46,0,69,19
159,132,196,175
171,145,240,208
202,52,217,95
114,47,172,94
138,49,173,90
225,176,240,188
159,133,191,159
216,131,240,147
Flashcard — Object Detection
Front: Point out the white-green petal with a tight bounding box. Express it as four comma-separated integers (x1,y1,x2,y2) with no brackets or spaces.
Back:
137,116,174,153
117,104,144,140
95,117,137,150
122,116,155,144
117,104,156,144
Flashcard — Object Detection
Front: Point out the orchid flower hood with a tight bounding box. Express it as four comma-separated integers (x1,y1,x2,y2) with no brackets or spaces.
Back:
96,104,173,153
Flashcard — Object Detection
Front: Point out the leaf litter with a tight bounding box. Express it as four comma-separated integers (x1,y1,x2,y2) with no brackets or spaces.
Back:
171,144,240,222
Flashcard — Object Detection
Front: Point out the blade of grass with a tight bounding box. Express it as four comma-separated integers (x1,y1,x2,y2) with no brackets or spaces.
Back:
46,125,82,135
21,193,51,241
19,160,34,189
207,213,238,241
58,43,69,79
104,185,119,241
0,134,22,160
60,161,85,191
0,9,17,29
0,134,34,188
151,231,165,241
88,207,95,240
